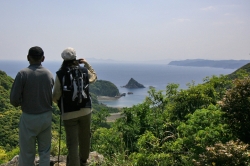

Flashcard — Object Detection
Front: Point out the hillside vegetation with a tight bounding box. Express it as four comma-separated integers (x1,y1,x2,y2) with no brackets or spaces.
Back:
228,62,250,79
90,80,120,97
0,71,20,151
1,62,250,165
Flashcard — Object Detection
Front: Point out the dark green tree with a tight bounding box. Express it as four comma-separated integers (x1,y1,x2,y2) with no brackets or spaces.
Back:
91,108,110,132
221,77,250,144
90,80,120,97
171,75,231,122
176,105,232,156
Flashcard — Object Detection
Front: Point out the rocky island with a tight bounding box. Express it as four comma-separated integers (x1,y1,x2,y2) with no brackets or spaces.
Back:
122,78,145,89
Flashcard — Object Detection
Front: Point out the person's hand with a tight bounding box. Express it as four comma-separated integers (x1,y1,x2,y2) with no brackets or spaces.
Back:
78,58,87,65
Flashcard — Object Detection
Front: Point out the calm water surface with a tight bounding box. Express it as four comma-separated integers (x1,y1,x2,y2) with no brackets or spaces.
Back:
0,60,235,107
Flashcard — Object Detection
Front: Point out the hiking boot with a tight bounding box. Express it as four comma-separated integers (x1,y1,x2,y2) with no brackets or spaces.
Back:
80,159,88,166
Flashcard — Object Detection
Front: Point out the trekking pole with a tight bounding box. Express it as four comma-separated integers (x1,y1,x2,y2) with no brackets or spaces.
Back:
58,111,62,164
58,93,64,164
58,77,65,164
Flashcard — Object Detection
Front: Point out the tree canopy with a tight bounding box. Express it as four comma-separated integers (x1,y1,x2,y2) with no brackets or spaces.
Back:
90,80,120,97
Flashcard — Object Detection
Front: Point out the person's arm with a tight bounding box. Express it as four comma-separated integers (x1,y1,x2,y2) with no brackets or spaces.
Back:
52,75,62,103
79,59,97,83
10,72,23,107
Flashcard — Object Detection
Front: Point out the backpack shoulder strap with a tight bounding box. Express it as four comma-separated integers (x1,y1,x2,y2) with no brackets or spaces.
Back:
58,68,72,92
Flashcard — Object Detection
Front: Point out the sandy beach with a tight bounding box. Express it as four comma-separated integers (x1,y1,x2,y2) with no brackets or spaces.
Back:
97,96,126,122
107,112,123,122
97,96,120,101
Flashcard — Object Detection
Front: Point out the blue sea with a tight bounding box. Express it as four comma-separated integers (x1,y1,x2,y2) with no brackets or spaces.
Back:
0,60,235,107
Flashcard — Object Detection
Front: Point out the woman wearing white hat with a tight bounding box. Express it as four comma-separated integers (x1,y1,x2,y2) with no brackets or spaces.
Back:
53,47,97,166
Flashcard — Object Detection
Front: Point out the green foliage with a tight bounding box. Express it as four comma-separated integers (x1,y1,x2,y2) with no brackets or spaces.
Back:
51,130,68,156
91,128,125,157
129,152,173,166
0,146,7,164
136,131,160,154
203,74,232,99
171,75,230,122
91,108,111,132
0,146,20,164
228,62,250,80
5,147,19,163
0,71,19,113
0,71,21,152
0,70,13,90
99,152,133,166
129,130,193,166
114,103,151,153
221,77,250,144
146,84,179,138
90,80,120,97
0,110,21,151
193,140,250,166
172,83,215,121
177,105,232,155
91,74,250,165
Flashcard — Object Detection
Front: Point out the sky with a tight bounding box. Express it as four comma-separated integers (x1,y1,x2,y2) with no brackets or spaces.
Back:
0,0,250,62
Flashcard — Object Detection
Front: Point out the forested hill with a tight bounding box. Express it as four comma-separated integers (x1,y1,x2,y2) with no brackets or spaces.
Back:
90,80,120,97
0,71,21,153
0,71,17,112
168,59,250,69
228,63,250,79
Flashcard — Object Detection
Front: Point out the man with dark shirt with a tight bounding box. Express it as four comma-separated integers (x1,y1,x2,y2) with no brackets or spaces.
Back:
10,46,54,166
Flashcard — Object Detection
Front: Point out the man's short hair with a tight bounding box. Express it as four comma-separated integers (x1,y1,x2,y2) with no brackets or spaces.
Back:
28,46,44,60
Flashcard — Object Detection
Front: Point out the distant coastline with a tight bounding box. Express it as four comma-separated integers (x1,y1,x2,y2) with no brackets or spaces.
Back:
168,59,250,69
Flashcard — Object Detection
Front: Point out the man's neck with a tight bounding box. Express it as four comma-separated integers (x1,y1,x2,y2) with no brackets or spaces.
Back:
29,62,42,65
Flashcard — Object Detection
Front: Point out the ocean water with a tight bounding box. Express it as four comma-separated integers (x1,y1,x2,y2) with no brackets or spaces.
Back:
0,60,235,107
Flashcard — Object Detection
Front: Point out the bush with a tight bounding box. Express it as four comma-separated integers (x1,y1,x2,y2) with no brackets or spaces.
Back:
220,77,250,143
193,140,250,166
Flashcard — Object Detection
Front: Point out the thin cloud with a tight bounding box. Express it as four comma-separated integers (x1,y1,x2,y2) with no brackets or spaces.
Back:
200,6,216,11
